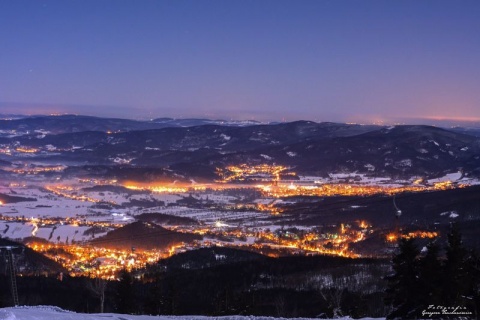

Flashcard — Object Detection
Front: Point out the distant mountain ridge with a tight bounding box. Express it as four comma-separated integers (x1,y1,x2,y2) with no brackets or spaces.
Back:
0,114,264,136
0,115,479,180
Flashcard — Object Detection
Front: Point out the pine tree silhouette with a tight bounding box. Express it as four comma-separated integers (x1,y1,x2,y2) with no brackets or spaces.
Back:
385,238,421,319
115,270,136,314
443,223,469,306
386,224,480,319
418,242,443,310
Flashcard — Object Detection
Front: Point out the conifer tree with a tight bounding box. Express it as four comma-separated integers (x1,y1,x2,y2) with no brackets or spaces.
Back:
442,223,480,318
115,270,136,314
466,250,480,318
385,238,421,319
418,242,443,310
443,223,469,306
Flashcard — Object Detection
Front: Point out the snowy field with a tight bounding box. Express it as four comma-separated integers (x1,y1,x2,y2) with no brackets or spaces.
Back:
0,183,275,244
1,171,478,245
0,221,108,243
0,185,134,219
305,171,480,186
0,306,383,320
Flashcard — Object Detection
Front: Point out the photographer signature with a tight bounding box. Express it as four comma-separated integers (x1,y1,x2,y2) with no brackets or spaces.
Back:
422,305,473,317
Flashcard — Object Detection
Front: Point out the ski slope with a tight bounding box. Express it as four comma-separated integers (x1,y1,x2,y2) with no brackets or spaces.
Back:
0,306,383,320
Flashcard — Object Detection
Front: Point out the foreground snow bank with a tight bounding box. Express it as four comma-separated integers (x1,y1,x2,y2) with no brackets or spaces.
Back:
0,306,383,320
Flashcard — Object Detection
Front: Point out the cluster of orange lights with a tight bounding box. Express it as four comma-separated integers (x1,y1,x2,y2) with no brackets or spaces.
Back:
169,220,372,259
216,164,293,183
6,166,65,174
1,163,469,280
256,202,283,215
124,181,210,193
0,214,124,232
45,185,116,205
15,147,39,153
125,184,189,193
27,242,183,279
385,231,438,243
257,182,460,199
253,222,368,258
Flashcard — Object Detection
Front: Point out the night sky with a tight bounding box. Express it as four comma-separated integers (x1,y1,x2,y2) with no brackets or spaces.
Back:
1,0,479,122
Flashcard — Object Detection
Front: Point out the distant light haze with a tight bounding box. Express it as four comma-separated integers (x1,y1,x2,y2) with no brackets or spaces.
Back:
1,0,479,122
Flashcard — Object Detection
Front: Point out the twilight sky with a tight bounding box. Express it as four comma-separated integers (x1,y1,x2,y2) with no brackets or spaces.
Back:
1,0,479,122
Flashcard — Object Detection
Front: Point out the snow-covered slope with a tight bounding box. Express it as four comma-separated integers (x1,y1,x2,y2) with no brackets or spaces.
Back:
0,306,383,320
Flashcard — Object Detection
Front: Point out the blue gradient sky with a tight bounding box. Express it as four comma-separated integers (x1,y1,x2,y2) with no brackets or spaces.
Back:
1,0,479,122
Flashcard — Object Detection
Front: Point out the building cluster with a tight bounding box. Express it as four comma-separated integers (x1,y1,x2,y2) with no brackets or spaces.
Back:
27,242,167,279
0,163,459,280
257,181,461,198
216,164,294,183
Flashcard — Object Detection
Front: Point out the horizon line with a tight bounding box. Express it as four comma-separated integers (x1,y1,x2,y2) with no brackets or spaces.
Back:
1,112,480,127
